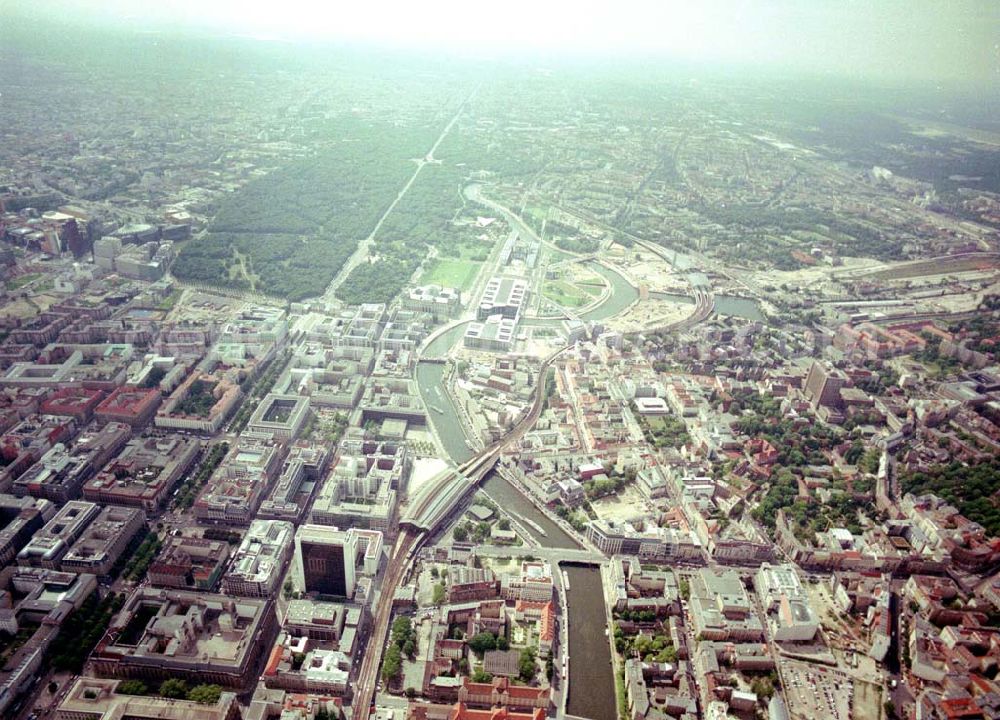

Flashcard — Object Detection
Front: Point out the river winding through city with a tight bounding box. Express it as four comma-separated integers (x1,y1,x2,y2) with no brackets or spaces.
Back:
414,315,617,720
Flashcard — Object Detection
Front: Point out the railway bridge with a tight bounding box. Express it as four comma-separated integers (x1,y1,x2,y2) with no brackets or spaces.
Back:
351,345,569,719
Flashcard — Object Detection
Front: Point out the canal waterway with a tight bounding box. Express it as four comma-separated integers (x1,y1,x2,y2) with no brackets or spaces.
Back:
563,563,618,720
480,472,580,550
414,361,475,464
716,295,764,321
415,319,478,463
422,321,470,359
579,261,639,321
414,313,616,720
480,477,617,720
651,291,764,322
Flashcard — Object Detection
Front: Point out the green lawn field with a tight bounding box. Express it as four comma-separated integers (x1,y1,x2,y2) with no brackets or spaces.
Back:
423,258,480,290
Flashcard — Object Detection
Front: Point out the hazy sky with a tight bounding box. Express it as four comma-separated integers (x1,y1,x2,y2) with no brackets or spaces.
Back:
7,0,1000,87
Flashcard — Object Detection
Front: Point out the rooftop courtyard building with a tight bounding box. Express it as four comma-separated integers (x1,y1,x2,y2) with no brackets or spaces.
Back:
477,276,528,321
83,434,199,511
464,314,517,353
12,421,131,503
55,677,241,720
148,535,231,590
17,499,100,568
92,587,277,688
246,393,310,441
60,504,145,576
94,386,162,429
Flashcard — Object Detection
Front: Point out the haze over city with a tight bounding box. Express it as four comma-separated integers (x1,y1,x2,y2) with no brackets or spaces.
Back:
8,0,1000,86
0,4,999,720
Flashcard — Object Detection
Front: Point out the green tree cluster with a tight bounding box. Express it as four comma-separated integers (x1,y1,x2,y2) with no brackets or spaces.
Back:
175,380,218,417
172,441,229,510
140,366,167,389
468,632,499,657
518,647,536,682
337,162,467,305
159,679,188,699
749,673,777,700
175,119,427,300
202,527,242,544
552,234,600,254
542,368,557,411
151,679,224,704
120,529,162,582
382,645,403,684
615,609,657,623
583,470,635,501
49,591,125,672
453,520,492,544
116,680,148,695
186,684,223,704
554,505,587,532
637,412,690,450
382,616,417,684
902,458,1000,536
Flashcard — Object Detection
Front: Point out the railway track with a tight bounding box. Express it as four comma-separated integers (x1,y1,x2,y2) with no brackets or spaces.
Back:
351,344,569,718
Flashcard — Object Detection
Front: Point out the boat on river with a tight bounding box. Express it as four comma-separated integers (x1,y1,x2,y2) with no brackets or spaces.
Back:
520,515,548,537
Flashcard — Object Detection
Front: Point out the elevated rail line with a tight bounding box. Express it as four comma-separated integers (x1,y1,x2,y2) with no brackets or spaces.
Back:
351,344,569,719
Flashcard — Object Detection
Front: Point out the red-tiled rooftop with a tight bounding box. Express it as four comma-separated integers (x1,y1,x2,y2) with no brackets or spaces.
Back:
96,385,160,414
40,386,104,414
938,697,983,719
409,703,544,720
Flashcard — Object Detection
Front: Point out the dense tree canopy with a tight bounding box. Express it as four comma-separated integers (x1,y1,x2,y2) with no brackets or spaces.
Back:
174,119,433,301
902,458,1000,537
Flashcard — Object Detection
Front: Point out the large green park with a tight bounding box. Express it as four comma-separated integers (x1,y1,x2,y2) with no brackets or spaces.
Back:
173,119,434,301
173,107,545,304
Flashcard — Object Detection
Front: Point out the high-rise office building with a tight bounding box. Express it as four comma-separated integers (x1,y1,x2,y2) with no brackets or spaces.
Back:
803,360,846,409
293,525,357,598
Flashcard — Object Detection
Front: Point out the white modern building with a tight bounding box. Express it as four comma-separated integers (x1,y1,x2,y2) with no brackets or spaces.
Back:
755,563,819,642
500,560,554,602
222,519,294,597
